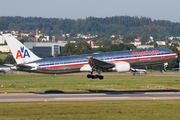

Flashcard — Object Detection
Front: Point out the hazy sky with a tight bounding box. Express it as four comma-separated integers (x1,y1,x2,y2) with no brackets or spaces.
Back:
0,0,179,22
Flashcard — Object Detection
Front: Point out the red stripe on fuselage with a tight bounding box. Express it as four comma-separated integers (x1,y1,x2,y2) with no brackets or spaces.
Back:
41,54,177,69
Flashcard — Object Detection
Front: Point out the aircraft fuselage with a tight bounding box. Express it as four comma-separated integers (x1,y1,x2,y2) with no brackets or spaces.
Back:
14,48,177,74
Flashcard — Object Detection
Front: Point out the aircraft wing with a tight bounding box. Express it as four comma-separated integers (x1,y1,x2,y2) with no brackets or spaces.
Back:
86,56,115,69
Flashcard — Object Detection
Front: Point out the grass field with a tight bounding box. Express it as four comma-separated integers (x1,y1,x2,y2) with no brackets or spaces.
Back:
0,74,180,93
0,101,180,119
0,74,180,119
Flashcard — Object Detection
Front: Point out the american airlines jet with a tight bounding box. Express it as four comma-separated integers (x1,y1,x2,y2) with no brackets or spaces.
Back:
3,34,178,79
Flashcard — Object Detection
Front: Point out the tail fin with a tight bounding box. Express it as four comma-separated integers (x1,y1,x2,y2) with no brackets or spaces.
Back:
3,34,41,64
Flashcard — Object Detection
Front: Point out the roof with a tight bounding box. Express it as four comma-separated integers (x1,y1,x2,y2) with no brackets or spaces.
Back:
24,42,67,49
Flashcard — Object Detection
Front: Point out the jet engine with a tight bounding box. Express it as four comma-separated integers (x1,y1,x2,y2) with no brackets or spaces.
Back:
114,61,131,72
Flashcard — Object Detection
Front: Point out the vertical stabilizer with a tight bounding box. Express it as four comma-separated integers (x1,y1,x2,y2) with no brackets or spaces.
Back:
3,34,41,64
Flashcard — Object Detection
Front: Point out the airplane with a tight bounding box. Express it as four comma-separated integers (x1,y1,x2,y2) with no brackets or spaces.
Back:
130,68,147,75
3,33,178,79
0,67,12,74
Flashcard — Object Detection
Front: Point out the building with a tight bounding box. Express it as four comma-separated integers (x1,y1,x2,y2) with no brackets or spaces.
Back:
52,36,55,42
156,41,166,47
156,41,166,46
0,45,10,52
56,37,66,42
177,46,180,51
0,46,3,52
131,41,141,46
168,36,173,40
70,41,76,43
137,45,154,49
87,40,94,46
24,42,67,57
0,36,4,44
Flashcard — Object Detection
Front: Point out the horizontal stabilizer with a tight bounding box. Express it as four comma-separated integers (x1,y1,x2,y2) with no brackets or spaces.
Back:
3,64,14,67
16,64,35,68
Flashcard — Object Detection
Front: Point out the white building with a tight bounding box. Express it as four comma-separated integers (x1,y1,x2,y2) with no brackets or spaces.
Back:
111,35,116,38
134,39,140,42
131,41,141,46
168,36,174,40
52,36,55,42
44,35,49,41
176,37,180,40
0,46,3,52
66,34,70,38
41,35,50,42
70,41,76,43
41,38,48,42
137,45,154,49
156,41,166,46
0,36,4,44
149,36,153,40
0,45,10,52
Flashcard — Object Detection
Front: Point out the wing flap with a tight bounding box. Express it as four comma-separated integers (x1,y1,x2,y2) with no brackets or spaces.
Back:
86,56,115,69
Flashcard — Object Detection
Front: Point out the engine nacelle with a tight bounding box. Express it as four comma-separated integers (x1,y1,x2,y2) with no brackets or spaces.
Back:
114,61,130,73
80,64,92,72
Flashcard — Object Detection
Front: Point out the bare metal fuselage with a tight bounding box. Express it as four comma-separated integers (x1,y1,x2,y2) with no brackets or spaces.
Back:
13,48,177,74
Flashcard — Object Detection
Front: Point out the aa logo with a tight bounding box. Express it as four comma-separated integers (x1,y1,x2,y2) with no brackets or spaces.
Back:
16,46,30,59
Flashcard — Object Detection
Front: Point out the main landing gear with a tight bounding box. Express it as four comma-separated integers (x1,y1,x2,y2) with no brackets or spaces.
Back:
87,74,104,80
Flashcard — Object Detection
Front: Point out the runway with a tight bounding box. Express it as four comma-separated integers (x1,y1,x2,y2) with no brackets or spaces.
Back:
0,91,180,102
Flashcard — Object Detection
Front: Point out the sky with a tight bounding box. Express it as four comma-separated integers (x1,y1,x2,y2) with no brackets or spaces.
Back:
0,0,180,23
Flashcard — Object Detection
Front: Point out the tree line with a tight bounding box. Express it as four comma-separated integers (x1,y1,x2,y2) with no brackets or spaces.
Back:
61,42,136,56
0,54,16,66
1,16,180,37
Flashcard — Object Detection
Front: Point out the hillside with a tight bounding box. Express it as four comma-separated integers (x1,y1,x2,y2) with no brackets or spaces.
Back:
0,16,180,36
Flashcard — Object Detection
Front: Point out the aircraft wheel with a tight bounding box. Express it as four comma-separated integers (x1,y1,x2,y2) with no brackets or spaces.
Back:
92,76,96,79
99,76,104,80
133,73,135,76
87,74,92,78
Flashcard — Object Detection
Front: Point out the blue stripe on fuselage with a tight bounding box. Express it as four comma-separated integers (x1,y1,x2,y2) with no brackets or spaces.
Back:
38,52,172,67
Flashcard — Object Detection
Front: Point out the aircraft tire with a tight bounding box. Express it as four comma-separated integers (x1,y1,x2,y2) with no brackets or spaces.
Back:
87,74,92,78
92,76,96,79
99,76,104,80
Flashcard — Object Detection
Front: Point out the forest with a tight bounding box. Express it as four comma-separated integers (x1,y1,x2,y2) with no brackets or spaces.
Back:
0,16,180,37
